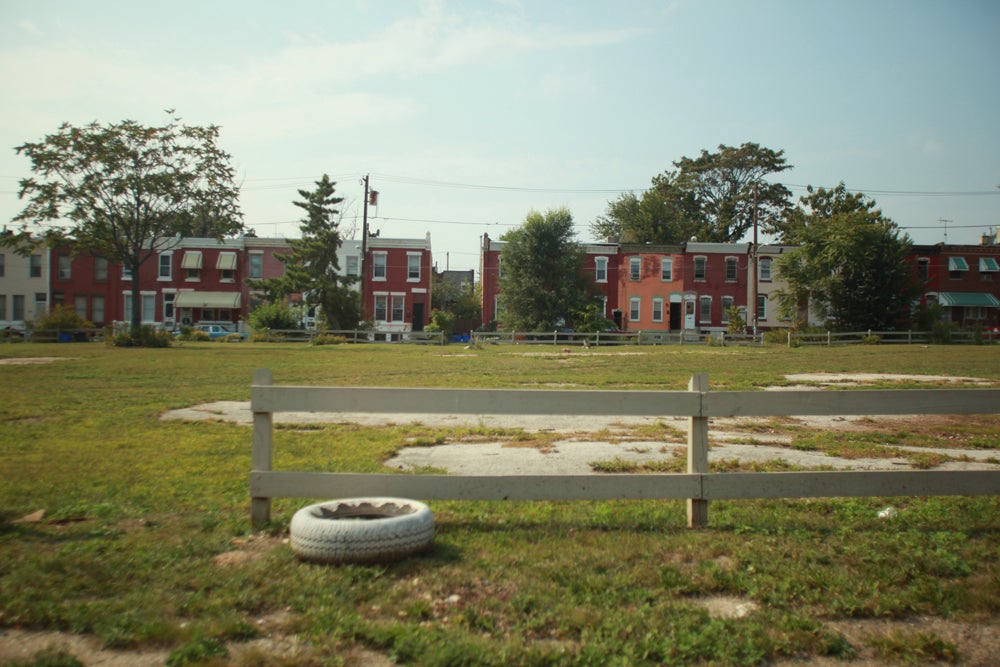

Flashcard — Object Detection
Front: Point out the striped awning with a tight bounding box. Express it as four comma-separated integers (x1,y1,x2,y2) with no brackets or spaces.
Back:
181,251,203,269
947,257,969,272
980,257,999,272
937,292,1000,308
216,252,238,270
174,291,241,309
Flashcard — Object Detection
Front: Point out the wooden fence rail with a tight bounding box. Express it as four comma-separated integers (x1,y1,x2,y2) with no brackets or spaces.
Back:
250,369,1000,528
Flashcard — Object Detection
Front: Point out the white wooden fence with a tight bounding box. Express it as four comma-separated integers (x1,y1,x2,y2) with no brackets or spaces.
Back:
250,369,1000,528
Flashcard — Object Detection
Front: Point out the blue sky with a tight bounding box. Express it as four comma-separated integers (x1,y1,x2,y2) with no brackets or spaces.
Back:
2,0,998,273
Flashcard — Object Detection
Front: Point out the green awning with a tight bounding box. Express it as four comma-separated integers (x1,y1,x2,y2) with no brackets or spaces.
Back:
948,257,969,271
937,292,1000,308
980,257,999,272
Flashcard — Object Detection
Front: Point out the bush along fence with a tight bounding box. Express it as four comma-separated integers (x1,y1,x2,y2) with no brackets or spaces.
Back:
250,370,1000,528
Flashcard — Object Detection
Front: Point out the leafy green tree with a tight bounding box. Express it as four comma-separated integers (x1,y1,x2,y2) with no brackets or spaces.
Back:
6,114,243,336
775,184,918,331
498,208,594,331
248,301,300,331
431,273,481,322
253,174,361,329
593,142,792,244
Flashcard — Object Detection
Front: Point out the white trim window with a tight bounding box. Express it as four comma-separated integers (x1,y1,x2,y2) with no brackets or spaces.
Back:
249,252,263,279
390,293,405,322
163,291,176,324
374,293,388,321
373,252,388,281
651,297,664,323
29,254,42,278
725,257,738,282
58,254,72,280
722,296,734,322
345,256,360,277
759,257,772,282
629,257,641,281
595,256,608,283
694,256,707,281
92,295,105,324
629,296,641,322
699,295,712,323
124,292,157,323
182,251,202,281
661,258,673,282
158,252,173,280
407,253,421,281
757,294,767,321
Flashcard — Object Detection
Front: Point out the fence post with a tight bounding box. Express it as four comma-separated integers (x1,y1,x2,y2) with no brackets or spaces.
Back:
687,373,709,528
251,368,274,527
827,330,832,347
787,331,792,347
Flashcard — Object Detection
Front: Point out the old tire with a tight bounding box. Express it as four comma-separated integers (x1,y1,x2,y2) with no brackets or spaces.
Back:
289,497,435,564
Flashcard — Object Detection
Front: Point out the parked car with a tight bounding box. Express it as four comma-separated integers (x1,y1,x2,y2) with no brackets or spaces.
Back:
175,324,248,340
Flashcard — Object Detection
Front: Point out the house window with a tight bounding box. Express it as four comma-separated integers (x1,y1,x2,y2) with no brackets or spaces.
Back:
699,296,711,322
652,297,664,323
29,254,42,278
980,257,998,282
629,297,640,322
407,253,421,281
595,257,608,283
661,258,673,281
759,257,772,281
391,294,405,322
122,264,132,280
35,293,47,316
163,292,176,323
694,256,707,281
725,257,738,282
345,256,359,276
74,295,87,320
182,251,202,281
217,252,237,282
374,294,388,321
722,296,734,322
0,295,6,320
948,256,968,280
92,295,105,324
158,252,173,280
124,293,157,323
629,257,641,281
373,253,387,280
0,253,4,277
94,257,108,281
916,258,930,282
58,255,72,280
757,294,768,321
13,295,25,320
249,253,263,279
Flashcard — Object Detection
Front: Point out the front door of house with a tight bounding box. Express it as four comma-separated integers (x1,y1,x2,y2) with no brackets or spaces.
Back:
684,299,696,330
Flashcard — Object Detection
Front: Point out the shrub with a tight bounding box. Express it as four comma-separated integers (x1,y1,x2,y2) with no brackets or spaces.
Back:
34,304,94,331
862,334,882,345
248,301,300,332
312,334,347,346
109,325,173,348
424,309,455,335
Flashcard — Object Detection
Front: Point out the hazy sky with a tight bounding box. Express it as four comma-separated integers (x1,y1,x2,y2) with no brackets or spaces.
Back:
2,0,998,273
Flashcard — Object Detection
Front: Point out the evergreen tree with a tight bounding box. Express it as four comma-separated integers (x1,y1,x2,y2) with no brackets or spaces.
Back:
255,174,360,329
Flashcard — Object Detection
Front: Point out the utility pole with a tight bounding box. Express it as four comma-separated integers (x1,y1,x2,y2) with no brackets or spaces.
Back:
361,175,370,320
751,182,759,336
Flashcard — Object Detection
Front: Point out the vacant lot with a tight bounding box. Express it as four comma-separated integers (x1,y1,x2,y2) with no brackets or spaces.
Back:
1,342,999,666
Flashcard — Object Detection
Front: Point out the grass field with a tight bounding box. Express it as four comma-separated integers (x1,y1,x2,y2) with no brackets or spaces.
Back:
1,342,999,666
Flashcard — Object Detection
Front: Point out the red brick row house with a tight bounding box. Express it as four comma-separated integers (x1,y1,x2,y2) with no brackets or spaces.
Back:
16,233,433,333
479,232,1000,333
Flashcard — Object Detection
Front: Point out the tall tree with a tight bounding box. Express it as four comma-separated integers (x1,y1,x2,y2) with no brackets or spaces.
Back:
592,172,707,244
6,113,243,335
254,174,361,329
498,207,593,331
775,183,918,330
592,142,792,244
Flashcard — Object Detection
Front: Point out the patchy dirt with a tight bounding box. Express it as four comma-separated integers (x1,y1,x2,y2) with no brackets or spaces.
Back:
0,356,67,365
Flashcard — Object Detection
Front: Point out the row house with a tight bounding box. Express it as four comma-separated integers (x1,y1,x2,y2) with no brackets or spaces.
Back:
364,234,433,333
913,236,1000,329
2,233,432,333
481,235,792,333
0,240,49,330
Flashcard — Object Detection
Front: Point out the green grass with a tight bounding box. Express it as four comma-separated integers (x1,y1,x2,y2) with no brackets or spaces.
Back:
1,342,999,665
